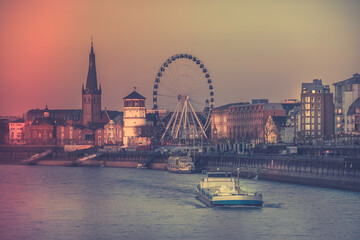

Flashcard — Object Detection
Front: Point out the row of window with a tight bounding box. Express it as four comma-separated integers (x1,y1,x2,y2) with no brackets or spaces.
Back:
228,113,264,118
302,117,321,124
302,124,321,131
303,96,322,103
124,100,145,107
31,132,53,138
303,111,321,117
304,103,321,110
10,128,23,130
229,106,263,113
84,97,100,103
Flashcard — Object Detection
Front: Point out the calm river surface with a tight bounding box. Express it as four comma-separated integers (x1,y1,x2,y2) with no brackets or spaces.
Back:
0,165,359,240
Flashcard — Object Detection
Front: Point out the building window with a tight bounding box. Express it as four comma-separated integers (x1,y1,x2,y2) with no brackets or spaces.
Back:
305,125,310,130
305,104,310,109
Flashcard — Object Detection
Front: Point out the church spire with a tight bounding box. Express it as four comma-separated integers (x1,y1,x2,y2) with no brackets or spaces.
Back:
90,35,94,54
85,37,98,92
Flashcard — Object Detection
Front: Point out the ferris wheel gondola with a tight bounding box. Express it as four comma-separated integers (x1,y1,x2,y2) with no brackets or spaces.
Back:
152,53,215,142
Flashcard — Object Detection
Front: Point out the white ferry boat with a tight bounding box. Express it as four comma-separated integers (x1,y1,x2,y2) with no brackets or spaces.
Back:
196,171,263,206
166,155,195,173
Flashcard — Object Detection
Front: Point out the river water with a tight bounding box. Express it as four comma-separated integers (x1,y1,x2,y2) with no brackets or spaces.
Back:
0,165,359,240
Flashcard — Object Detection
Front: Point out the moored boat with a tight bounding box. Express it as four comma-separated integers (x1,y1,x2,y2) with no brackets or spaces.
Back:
166,155,195,173
196,171,263,206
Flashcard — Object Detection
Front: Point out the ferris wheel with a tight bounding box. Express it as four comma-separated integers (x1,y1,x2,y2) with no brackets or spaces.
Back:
152,53,214,142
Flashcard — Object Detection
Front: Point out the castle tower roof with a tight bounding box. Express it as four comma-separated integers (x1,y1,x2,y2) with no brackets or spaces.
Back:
123,90,146,100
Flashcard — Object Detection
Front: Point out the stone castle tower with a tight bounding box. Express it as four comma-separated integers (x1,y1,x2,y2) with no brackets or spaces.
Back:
82,40,102,125
123,89,146,146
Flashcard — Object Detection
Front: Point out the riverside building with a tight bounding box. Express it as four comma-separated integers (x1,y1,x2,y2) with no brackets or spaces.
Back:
300,79,334,140
211,99,286,143
333,73,360,135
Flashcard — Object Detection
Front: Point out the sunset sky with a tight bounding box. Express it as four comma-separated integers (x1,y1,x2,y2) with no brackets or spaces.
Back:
0,0,360,116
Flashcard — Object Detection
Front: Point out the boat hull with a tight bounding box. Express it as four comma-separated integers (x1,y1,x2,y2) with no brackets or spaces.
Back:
212,199,263,206
166,166,193,174
166,156,195,174
196,188,263,207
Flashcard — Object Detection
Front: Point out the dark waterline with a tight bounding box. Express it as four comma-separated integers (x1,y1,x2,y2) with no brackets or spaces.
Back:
0,165,359,240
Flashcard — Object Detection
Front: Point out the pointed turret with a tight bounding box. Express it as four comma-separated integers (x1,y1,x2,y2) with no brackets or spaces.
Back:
85,39,99,92
82,37,102,125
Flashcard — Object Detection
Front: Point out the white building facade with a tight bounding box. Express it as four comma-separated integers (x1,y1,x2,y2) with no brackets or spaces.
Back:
123,90,147,146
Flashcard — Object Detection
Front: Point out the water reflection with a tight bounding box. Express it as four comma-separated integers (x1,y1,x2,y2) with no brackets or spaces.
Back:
0,165,359,240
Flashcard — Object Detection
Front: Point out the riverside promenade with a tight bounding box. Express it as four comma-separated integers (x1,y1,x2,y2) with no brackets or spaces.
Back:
1,145,360,191
197,154,360,191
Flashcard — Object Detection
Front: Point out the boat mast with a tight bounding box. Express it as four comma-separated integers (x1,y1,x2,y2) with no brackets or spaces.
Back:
237,168,240,194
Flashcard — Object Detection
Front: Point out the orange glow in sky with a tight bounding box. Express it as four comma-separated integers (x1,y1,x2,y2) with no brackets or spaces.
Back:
0,0,360,115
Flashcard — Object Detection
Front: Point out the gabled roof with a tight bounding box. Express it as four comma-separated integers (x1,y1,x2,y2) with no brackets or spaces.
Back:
101,110,123,124
105,110,123,120
215,102,249,110
347,98,360,116
31,117,66,126
333,73,360,86
262,103,285,111
271,116,287,128
102,111,111,123
123,91,146,100
26,109,82,121
281,102,301,114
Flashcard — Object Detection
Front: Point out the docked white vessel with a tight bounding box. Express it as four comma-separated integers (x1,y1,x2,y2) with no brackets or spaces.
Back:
166,155,195,173
196,171,263,206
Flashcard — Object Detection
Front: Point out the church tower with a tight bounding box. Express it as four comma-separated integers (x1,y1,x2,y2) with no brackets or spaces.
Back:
82,39,102,125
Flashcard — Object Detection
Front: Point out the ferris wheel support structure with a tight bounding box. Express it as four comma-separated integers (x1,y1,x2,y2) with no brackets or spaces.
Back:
153,53,215,143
